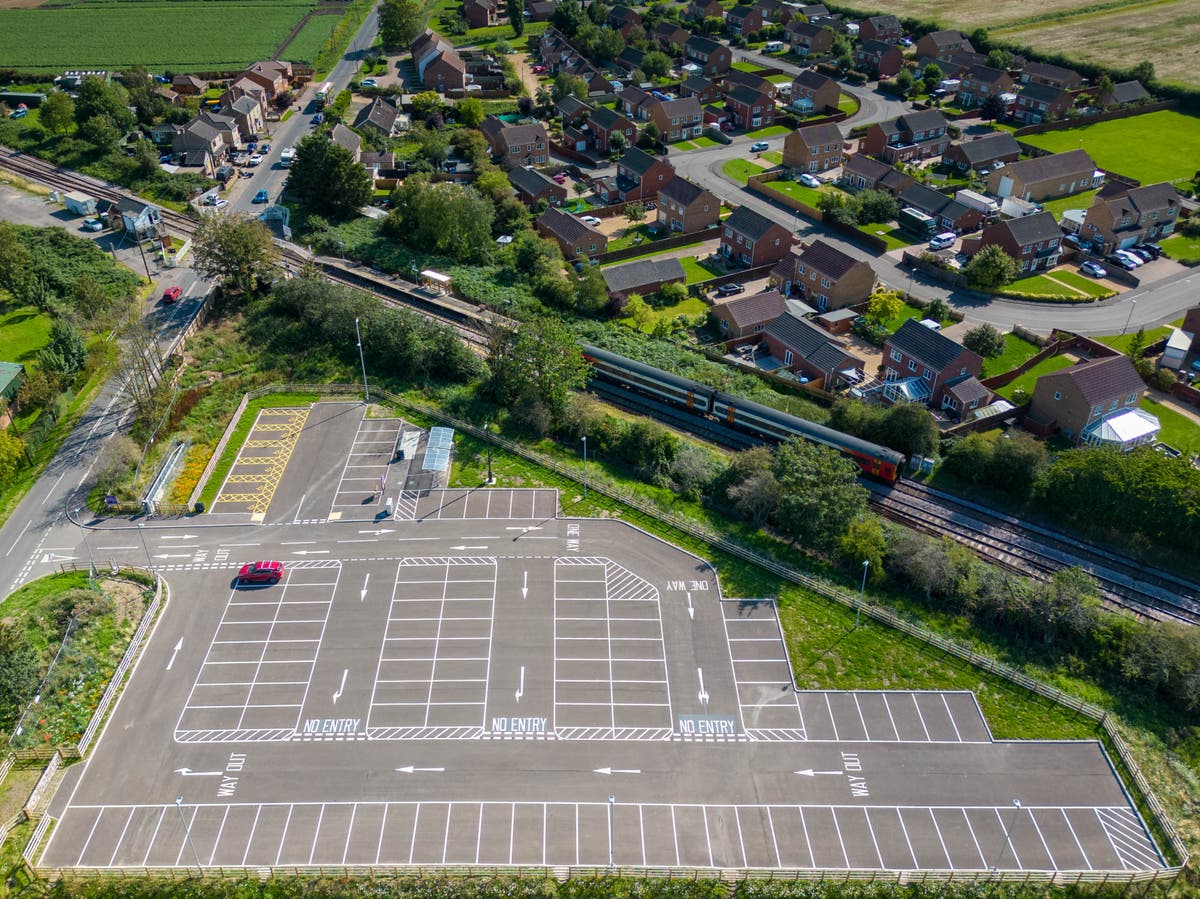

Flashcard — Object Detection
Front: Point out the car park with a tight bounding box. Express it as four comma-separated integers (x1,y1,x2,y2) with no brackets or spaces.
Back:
751,141,769,152
716,283,744,296
798,173,821,188
237,560,285,584
161,286,182,304
1080,261,1107,278
580,215,602,226
254,189,270,204
81,217,104,232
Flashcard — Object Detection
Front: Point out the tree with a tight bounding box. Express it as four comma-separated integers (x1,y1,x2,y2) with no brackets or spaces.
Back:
94,434,140,491
456,96,484,128
878,402,938,459
386,174,495,262
962,323,1006,358
723,446,779,527
1131,61,1155,86
990,431,1047,496
39,320,88,378
0,622,40,730
773,438,868,549
926,297,950,321
191,213,278,296
866,290,902,326
921,63,942,94
553,72,588,101
0,431,25,486
282,133,372,219
624,202,646,224
380,0,425,49
1094,74,1114,104
488,317,587,429
980,93,1006,122
641,50,672,79
985,48,1013,70
0,223,35,304
894,68,915,95
964,244,1018,289
855,189,897,224
78,115,121,152
412,90,444,120
506,0,524,35
837,514,887,582
16,369,63,421
658,281,687,304
607,130,628,156
574,262,609,315
551,0,587,35
74,76,134,130
1125,327,1147,360
623,294,654,331
39,90,75,135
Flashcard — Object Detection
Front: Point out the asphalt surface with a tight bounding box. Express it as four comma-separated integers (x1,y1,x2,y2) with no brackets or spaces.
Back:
35,403,1165,875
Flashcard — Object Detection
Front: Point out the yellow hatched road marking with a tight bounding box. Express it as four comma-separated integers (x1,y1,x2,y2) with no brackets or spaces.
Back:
212,407,311,515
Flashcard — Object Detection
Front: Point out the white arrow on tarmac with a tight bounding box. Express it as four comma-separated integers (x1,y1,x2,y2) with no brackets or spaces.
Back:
515,666,524,702
593,767,642,775
451,545,489,550
292,550,330,556
697,668,709,709
686,592,694,620
794,769,844,777
395,766,445,774
522,571,528,599
360,573,370,602
358,529,394,536
154,553,192,559
333,668,348,703
166,638,183,670
41,552,76,563
174,768,223,777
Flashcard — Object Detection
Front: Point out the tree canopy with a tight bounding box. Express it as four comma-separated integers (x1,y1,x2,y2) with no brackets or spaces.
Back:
287,133,372,219
191,214,278,295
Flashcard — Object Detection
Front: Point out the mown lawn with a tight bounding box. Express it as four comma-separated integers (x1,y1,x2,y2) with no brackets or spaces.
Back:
994,354,1075,399
1020,110,1200,185
859,224,915,251
745,124,791,139
1160,231,1200,263
0,301,53,369
1143,395,1200,454
1039,188,1101,221
721,158,765,185
625,294,709,331
1094,325,1172,354
979,332,1043,378
1049,269,1115,298
607,223,668,252
765,179,829,209
837,93,860,115
600,241,708,268
731,61,769,72
1007,272,1083,297
678,255,724,285
876,300,950,333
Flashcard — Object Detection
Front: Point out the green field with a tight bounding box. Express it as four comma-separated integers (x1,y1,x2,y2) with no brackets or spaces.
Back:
1020,111,1200,185
994,354,1076,400
0,3,312,70
979,332,1043,378
282,13,340,64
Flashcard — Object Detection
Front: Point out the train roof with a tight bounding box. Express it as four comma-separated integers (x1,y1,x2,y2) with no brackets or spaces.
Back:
581,344,713,397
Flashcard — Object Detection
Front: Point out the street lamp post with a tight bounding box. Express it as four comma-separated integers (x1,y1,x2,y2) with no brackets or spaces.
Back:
608,793,616,867
581,435,588,500
857,559,869,627
1122,298,1137,335
991,799,1021,873
175,796,203,871
484,420,494,485
75,508,97,584
354,317,370,404
137,523,153,570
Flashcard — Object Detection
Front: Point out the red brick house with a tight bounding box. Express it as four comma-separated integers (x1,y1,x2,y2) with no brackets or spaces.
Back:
943,131,1021,173
646,96,705,142
607,4,642,36
854,40,903,79
712,289,788,340
914,30,973,59
724,84,775,129
789,70,840,114
680,74,722,104
172,74,207,96
508,166,567,207
720,206,793,267
785,20,834,57
956,65,1014,107
782,122,844,173
652,21,692,52
587,106,638,154
726,5,763,34
764,311,865,385
1027,355,1155,447
657,177,720,233
961,211,1062,273
858,109,950,163
615,147,676,201
479,116,550,168
1013,82,1073,123
685,35,732,76
858,14,902,42
1080,182,1181,254
768,239,876,311
464,0,500,29
1020,61,1083,91
723,68,777,100
537,207,608,258
686,0,724,20
840,154,915,194
882,319,983,408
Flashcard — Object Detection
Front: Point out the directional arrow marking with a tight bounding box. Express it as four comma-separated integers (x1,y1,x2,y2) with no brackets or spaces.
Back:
360,573,370,602
41,552,77,563
395,766,445,773
794,769,844,777
358,529,395,536
515,666,524,702
174,768,223,777
451,545,488,550
160,535,198,540
505,526,542,532
522,570,528,599
333,668,348,703
697,667,709,705
686,592,694,620
292,550,330,556
154,553,192,559
594,767,642,775
166,638,183,671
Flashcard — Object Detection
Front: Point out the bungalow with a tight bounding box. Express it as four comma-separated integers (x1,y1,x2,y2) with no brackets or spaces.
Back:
857,14,902,42
587,106,638,154
985,149,1102,201
897,182,982,233
720,205,794,267
355,97,409,138
854,40,903,79
840,153,915,194
881,318,983,408
790,70,840,114
330,123,362,161
602,257,686,301
616,147,675,201
685,35,733,76
657,176,720,233
956,64,1013,107
943,131,1021,173
1080,182,1180,254
1020,61,1083,92
914,30,973,59
536,207,608,258
769,239,876,311
785,20,834,57
509,166,566,207
726,4,763,34
858,109,950,163
646,95,705,142
1013,81,1073,123
961,211,1062,272
724,84,775,129
1098,80,1150,109
782,122,844,173
479,116,550,168
712,289,788,340
764,310,865,384
1028,355,1156,448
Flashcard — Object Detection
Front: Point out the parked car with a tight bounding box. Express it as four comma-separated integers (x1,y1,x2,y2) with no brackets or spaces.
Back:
750,141,769,152
798,173,821,188
928,232,957,251
361,78,377,88
81,217,104,232
1080,261,1107,278
716,283,745,296
1129,246,1154,262
580,215,602,226
253,189,270,204
248,153,263,166
532,65,547,74
552,172,566,184
9,104,28,119
246,142,257,153
1114,249,1144,267
237,560,285,584
259,142,270,153
720,121,734,132
161,286,182,304
312,113,324,124
1142,242,1164,259
211,198,229,210
1107,254,1137,271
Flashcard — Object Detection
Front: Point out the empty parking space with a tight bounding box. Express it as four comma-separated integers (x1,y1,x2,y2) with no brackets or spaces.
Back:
394,489,559,522
720,599,805,741
209,408,309,519
797,691,992,743
327,417,406,518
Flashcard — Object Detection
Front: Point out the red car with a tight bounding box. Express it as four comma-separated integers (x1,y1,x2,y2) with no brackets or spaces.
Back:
532,65,547,74
237,560,285,584
162,286,182,304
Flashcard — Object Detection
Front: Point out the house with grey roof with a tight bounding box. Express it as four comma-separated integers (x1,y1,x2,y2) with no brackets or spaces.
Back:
961,210,1062,272
943,131,1020,173
859,109,950,163
720,205,793,267
1028,355,1157,447
602,257,686,300
882,318,982,408
712,289,788,340
763,309,865,385
768,239,875,311
985,149,1102,201
508,166,567,206
355,98,408,137
536,207,608,258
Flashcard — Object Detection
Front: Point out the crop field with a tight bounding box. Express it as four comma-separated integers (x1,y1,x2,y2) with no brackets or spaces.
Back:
282,12,341,64
838,0,1199,88
1019,110,1200,185
0,2,314,71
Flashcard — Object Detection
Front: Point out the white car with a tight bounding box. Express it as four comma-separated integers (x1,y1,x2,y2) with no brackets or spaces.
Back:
361,78,377,88
1114,249,1144,267
580,215,602,226
798,173,821,188
248,153,264,166
751,141,769,152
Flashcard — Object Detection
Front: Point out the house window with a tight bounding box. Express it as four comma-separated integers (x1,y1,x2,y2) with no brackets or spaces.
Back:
922,368,933,380
797,265,805,275
820,277,830,288
889,348,902,363
1054,391,1061,401
1093,404,1103,416
908,360,917,372
784,350,794,365
753,323,764,332
1126,392,1137,404
719,320,729,331
1109,399,1118,411
960,367,967,376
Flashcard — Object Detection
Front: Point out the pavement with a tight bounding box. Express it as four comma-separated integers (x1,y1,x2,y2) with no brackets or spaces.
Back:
28,403,1166,875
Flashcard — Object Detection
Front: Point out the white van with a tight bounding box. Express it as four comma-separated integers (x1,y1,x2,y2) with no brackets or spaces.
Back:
764,40,784,52
279,147,296,167
928,232,957,251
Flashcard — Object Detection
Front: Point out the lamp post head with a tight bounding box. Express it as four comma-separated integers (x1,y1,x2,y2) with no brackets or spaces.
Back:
863,559,870,570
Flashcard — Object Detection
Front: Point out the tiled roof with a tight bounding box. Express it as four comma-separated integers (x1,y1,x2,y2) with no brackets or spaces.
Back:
1001,148,1095,184
1023,61,1079,83
965,64,1008,85
887,318,973,371
946,374,990,404
793,122,842,147
1107,80,1149,104
538,207,604,244
1001,211,1062,245
858,39,893,55
898,182,952,216
1042,355,1145,405
766,312,854,367
796,239,861,279
952,131,1019,164
619,147,666,177
1097,182,1180,217
589,106,634,131
717,289,787,328
1019,81,1069,104
725,84,771,106
724,205,781,240
330,123,361,154
895,109,949,135
842,153,892,181
602,257,686,293
508,165,559,196
687,35,723,54
659,176,708,205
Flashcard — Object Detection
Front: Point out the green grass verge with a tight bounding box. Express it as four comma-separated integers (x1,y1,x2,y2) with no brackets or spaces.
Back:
761,150,783,165
1160,231,1200,263
837,93,860,116
979,332,1043,378
0,301,52,369
859,224,915,251
601,242,707,268
763,178,828,209
1007,272,1086,297
731,61,768,72
1142,394,1200,455
1048,269,1116,298
721,158,765,185
994,354,1076,400
1020,110,1200,184
452,19,547,46
876,300,948,333
196,392,320,508
745,124,791,139
767,73,793,84
1093,325,1172,354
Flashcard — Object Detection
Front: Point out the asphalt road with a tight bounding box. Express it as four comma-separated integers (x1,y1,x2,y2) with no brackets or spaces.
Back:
19,402,1165,875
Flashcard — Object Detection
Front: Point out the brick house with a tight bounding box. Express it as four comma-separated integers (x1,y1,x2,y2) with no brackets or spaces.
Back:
555,94,591,126
1020,61,1083,91
858,14,902,42
172,74,207,96
785,21,834,57
720,205,793,267
712,289,788,340
882,319,983,408
686,0,724,20
1027,355,1157,447
840,154,915,193
355,97,408,138
616,147,676,201
782,122,844,172
858,109,950,163
508,166,567,206
985,149,1102,201
789,70,840,114
764,311,865,384
941,375,992,419
1098,80,1150,109
657,177,720,233
617,85,653,119
479,116,550,168
587,106,638,154
1080,182,1180,254
646,96,705,142
961,211,1062,272
602,257,686,300
897,182,983,234
723,68,777,100
242,60,292,100
525,0,555,19
943,131,1021,173
724,84,775,128
225,96,264,142
854,40,903,78
607,4,642,35
464,0,500,29
768,239,876,311
685,35,733,76
680,74,722,104
652,21,692,52
726,5,763,34
536,207,608,258
411,31,468,90
956,65,1013,107
1014,82,1073,123
914,30,973,59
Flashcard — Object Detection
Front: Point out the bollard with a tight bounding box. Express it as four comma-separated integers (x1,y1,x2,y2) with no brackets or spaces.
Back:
385,497,394,517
